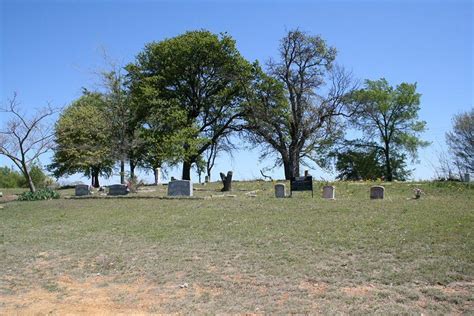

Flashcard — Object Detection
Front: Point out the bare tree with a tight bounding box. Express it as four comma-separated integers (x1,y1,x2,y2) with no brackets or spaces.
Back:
245,29,357,179
204,132,236,182
0,93,57,192
446,109,474,176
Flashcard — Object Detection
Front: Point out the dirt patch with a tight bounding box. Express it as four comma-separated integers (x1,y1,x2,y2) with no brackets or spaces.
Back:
299,280,328,296
341,284,375,296
0,195,17,203
0,274,221,314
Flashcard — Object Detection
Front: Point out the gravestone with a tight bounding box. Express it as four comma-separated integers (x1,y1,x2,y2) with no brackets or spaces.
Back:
275,183,286,198
322,185,335,199
370,186,385,199
75,184,90,196
168,180,193,197
108,184,129,196
290,176,313,197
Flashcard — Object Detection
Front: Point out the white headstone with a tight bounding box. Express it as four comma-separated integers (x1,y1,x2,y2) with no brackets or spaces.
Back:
322,185,335,199
168,180,193,197
275,183,286,198
370,186,385,199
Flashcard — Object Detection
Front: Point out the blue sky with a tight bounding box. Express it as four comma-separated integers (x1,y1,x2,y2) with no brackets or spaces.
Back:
1,0,472,183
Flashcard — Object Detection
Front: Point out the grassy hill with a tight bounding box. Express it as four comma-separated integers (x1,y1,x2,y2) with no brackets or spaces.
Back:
0,181,472,313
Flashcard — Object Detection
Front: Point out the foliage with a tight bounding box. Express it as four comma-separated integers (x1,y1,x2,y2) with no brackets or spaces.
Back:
349,78,429,181
446,108,473,176
0,166,24,188
0,165,51,189
101,66,141,181
334,143,410,181
49,92,114,187
17,188,60,201
126,176,145,193
126,30,253,180
244,30,355,180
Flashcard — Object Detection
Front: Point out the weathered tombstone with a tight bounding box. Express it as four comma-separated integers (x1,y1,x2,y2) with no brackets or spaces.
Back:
220,171,233,192
204,175,209,183
275,183,286,198
108,184,129,196
370,186,385,199
168,180,193,197
322,185,335,199
75,184,90,196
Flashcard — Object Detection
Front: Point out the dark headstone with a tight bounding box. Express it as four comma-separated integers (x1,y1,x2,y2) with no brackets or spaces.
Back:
275,183,286,198
75,184,90,196
370,186,385,199
108,184,129,196
168,180,193,197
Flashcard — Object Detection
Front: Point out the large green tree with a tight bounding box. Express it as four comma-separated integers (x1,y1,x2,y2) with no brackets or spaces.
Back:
126,30,253,180
350,78,428,181
244,30,355,180
49,92,114,187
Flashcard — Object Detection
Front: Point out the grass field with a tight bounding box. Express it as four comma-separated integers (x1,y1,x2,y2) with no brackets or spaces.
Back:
0,181,473,314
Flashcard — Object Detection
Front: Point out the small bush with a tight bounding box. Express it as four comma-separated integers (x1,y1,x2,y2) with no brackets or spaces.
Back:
127,176,144,193
17,188,60,201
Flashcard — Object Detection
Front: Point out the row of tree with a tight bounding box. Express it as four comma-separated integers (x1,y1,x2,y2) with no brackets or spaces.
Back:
4,29,468,192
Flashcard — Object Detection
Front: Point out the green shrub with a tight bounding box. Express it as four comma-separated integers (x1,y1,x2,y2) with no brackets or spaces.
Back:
17,188,60,201
0,165,54,189
0,166,24,188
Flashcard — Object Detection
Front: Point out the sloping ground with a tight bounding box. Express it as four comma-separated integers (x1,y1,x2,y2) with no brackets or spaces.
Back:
1,181,473,313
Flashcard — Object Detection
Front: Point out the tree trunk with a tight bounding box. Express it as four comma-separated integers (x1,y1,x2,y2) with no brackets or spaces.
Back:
220,171,233,192
130,160,136,179
283,149,300,180
120,160,125,184
91,167,95,187
92,169,100,188
182,160,192,180
384,144,393,181
22,166,36,193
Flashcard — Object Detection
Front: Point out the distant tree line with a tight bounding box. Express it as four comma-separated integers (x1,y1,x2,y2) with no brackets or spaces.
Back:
3,29,452,190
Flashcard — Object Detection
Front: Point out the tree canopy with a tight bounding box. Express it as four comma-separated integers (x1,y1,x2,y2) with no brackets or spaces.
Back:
349,78,428,181
49,92,114,187
244,30,355,180
126,30,253,180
